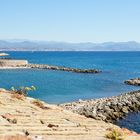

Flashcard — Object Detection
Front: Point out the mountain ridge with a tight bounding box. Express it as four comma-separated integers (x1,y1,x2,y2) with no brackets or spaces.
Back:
0,40,140,51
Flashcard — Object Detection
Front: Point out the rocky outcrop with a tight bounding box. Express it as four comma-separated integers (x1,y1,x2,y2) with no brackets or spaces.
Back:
0,89,125,140
26,63,100,73
124,78,140,86
60,90,140,123
0,89,139,139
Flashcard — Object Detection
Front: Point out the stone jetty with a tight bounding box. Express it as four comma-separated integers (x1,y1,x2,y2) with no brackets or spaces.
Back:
0,58,100,73
60,90,140,123
26,63,100,73
124,78,140,86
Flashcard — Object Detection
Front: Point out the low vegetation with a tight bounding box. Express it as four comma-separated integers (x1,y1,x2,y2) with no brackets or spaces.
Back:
10,86,36,96
10,86,36,100
105,128,125,140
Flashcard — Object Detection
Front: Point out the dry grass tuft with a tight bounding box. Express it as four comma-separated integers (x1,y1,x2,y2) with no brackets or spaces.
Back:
105,128,125,140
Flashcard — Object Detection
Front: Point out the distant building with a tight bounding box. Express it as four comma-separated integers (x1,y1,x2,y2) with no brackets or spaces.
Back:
0,53,28,67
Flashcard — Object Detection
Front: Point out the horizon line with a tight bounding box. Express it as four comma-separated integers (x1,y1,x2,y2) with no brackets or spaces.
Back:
0,39,140,44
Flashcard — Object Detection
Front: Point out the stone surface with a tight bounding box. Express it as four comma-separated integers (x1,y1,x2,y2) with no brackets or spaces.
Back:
0,90,139,139
125,78,140,86
0,90,118,140
26,63,101,73
60,90,140,123
0,59,28,67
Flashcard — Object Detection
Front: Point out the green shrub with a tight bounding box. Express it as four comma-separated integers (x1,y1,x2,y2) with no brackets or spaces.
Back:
11,86,36,96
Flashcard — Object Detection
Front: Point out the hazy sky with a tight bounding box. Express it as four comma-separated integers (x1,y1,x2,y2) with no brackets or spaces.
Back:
0,0,140,42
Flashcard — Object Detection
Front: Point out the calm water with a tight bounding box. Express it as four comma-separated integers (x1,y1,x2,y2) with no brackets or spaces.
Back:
116,112,140,133
0,51,140,132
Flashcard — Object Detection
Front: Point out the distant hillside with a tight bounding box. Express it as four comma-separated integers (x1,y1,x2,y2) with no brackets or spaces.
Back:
0,40,140,51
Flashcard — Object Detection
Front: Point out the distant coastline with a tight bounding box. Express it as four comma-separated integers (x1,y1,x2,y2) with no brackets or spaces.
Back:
0,40,140,51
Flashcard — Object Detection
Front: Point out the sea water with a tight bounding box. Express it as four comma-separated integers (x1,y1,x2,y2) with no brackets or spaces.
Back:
0,51,140,132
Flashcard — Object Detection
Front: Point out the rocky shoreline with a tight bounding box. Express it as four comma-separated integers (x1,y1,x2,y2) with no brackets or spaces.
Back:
124,78,140,86
60,90,140,123
0,89,140,139
0,88,130,140
25,63,100,73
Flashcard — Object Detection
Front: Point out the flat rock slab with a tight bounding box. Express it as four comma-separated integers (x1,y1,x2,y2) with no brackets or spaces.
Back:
0,90,114,140
0,89,139,140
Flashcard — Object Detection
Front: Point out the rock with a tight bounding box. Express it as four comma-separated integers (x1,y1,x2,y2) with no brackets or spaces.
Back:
27,63,101,74
97,113,106,121
48,123,59,128
113,112,120,118
0,88,7,92
124,78,140,86
122,107,129,113
60,90,140,123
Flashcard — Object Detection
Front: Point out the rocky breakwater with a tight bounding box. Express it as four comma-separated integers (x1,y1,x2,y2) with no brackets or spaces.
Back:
60,90,140,123
124,78,140,86
27,63,100,73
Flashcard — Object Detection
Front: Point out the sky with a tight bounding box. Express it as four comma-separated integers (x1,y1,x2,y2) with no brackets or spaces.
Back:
0,0,140,43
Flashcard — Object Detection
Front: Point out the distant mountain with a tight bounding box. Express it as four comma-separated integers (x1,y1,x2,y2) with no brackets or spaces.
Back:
0,40,140,51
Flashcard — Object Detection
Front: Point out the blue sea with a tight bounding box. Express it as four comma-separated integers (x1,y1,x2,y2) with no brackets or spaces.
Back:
0,51,140,132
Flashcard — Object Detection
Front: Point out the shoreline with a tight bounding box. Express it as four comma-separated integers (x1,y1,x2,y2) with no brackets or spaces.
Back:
0,88,139,140
60,90,140,123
